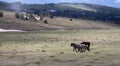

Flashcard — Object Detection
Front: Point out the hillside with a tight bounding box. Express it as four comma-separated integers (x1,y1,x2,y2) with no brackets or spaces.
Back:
55,3,120,23
0,11,119,31
0,1,120,24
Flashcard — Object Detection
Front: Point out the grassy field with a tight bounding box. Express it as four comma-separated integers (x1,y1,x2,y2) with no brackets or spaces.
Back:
0,11,119,31
0,29,120,66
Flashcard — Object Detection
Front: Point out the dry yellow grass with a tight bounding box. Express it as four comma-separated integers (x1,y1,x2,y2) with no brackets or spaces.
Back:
0,11,120,66
0,30,120,66
0,11,119,31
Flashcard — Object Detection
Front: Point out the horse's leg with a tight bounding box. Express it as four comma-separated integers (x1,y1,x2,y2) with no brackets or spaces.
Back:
83,46,87,52
81,47,84,52
73,48,75,52
87,45,90,51
77,48,79,53
81,46,87,52
80,47,82,52
88,45,90,51
73,47,77,52
75,48,78,52
87,44,90,51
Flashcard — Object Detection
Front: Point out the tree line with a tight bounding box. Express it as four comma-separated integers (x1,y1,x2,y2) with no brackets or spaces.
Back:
0,1,120,24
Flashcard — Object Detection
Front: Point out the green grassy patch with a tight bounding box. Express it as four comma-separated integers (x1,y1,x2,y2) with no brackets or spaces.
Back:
0,29,120,66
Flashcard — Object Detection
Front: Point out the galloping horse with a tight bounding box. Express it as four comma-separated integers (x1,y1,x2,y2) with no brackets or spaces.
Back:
81,41,91,51
71,43,87,52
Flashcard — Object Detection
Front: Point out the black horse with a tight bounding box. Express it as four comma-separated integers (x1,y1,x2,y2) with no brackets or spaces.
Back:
81,41,91,51
71,43,87,52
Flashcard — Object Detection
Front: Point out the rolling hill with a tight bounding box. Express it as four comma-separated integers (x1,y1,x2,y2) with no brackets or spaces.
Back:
0,1,120,31
0,1,120,24
0,11,119,31
57,3,120,12
55,3,120,23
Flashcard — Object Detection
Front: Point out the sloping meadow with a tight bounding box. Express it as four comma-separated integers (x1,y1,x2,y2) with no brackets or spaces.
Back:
0,29,120,66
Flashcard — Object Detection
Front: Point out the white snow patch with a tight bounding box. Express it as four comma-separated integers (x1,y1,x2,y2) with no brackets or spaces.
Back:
0,28,24,32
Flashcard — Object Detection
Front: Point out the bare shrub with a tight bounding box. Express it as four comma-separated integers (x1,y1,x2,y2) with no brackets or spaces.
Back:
70,18,72,21
59,52,64,54
43,19,48,24
41,50,46,52
0,11,3,17
49,55,55,57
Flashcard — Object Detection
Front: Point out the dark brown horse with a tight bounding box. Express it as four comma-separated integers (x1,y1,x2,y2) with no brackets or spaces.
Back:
71,43,80,52
81,41,91,51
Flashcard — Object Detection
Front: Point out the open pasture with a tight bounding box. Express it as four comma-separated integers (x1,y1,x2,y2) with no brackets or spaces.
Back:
0,29,120,66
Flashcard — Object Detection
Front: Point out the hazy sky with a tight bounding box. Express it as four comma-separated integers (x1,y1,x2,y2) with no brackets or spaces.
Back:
0,0,120,8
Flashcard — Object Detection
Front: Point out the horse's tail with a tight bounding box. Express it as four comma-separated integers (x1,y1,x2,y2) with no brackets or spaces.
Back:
87,42,90,51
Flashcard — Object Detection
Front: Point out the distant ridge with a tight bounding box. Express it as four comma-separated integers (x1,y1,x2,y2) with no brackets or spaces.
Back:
0,1,120,24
